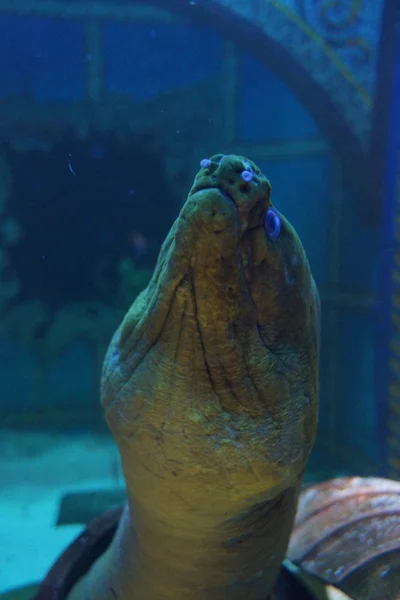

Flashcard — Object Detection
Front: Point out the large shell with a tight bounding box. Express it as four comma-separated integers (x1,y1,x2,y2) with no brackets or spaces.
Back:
287,477,400,600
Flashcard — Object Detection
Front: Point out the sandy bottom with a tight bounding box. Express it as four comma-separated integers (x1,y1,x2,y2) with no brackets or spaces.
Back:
0,429,123,593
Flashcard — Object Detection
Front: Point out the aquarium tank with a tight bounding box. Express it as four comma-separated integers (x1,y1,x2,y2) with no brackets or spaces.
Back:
1,1,400,599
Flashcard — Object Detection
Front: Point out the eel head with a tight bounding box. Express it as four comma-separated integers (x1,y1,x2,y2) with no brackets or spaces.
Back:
101,154,320,521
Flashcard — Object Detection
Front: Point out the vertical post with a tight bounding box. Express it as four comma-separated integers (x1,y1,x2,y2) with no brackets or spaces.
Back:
363,0,400,224
221,40,238,150
326,158,344,466
85,21,103,102
376,7,400,479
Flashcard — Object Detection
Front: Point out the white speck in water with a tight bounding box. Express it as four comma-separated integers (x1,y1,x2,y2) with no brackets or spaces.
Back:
86,54,92,61
334,566,345,578
380,567,390,578
68,153,77,176
176,130,180,134
325,569,334,578
189,0,196,4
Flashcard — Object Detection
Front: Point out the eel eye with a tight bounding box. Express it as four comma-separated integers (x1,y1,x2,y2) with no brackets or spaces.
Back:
264,207,281,241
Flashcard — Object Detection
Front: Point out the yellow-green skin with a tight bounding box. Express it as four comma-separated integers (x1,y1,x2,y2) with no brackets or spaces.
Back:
68,155,320,600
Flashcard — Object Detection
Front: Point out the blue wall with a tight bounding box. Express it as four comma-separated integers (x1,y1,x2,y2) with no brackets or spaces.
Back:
0,17,84,102
0,13,380,472
104,22,222,100
238,53,321,141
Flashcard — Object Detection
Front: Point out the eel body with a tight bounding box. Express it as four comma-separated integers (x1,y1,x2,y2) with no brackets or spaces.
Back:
68,154,320,600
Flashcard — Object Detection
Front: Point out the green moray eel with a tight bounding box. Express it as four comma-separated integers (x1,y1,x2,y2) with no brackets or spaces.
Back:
68,154,320,600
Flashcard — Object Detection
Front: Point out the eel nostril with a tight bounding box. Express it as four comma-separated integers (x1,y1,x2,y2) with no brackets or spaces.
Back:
200,158,212,169
200,158,218,174
241,170,253,182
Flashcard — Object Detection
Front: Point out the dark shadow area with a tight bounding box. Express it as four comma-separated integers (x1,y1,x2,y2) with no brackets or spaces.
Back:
4,133,174,309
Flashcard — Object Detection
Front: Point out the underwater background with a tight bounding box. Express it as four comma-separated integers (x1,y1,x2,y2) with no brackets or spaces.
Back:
0,0,399,595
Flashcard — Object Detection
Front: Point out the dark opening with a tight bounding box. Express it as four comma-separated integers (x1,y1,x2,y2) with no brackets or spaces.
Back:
4,133,174,310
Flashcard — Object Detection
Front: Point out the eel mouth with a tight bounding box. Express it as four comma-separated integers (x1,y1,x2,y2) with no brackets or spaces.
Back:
187,155,271,235
192,184,235,204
